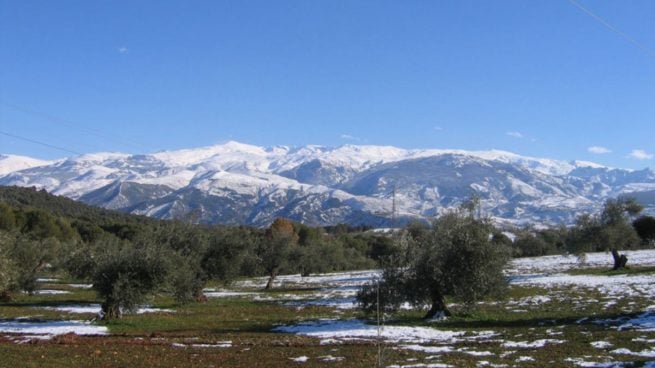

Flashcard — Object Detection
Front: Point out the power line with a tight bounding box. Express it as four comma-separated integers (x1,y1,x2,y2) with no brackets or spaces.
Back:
568,0,655,60
0,130,82,156
0,100,151,151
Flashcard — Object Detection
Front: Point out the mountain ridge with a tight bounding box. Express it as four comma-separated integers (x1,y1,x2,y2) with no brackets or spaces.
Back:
1,141,654,227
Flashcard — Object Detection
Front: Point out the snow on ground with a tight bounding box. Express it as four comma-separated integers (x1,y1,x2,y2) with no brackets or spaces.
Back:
0,320,108,338
171,341,232,349
33,289,71,295
593,307,655,332
36,278,60,283
36,304,174,315
238,249,655,314
501,339,565,348
202,289,259,298
611,347,655,358
267,249,655,364
237,270,379,290
273,318,495,345
401,344,493,357
506,249,655,276
507,250,655,318
590,341,613,349
238,270,380,310
510,273,655,299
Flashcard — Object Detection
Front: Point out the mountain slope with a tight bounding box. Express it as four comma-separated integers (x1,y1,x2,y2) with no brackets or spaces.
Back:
1,141,654,227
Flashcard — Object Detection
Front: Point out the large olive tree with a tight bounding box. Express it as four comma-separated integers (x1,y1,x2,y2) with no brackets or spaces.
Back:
91,238,170,319
358,207,510,319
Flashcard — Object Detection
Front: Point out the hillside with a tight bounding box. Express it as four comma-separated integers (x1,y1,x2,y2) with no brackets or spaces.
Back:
2,142,654,227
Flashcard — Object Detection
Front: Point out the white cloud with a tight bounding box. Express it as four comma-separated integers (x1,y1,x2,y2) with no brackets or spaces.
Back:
588,146,612,154
628,149,654,160
117,47,129,54
433,126,443,131
506,131,523,138
340,134,360,141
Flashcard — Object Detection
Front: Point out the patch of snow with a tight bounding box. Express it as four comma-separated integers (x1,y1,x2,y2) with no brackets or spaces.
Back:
564,358,626,367
507,249,655,276
274,319,468,344
0,320,108,337
593,310,655,331
182,342,232,348
591,341,613,349
203,290,258,298
290,356,309,363
502,339,565,348
36,278,60,283
37,304,173,314
387,364,453,368
611,347,655,358
33,290,70,295
318,355,344,362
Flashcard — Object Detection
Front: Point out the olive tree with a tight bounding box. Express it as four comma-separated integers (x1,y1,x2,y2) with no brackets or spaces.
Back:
633,215,655,246
569,197,642,269
358,208,510,319
260,218,298,289
0,232,18,300
9,235,62,294
92,238,170,319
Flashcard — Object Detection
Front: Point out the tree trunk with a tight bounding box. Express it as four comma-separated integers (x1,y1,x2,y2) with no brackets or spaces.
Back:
611,248,628,270
194,289,208,303
425,292,451,319
0,290,12,302
265,270,277,290
101,300,121,320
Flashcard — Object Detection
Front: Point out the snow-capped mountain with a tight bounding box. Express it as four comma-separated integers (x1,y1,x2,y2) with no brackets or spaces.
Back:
0,154,53,176
1,141,654,227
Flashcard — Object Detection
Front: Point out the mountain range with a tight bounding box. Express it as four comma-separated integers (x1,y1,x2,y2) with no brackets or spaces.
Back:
1,141,654,227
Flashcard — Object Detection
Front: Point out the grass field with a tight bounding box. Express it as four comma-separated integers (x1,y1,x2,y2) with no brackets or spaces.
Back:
1,250,655,367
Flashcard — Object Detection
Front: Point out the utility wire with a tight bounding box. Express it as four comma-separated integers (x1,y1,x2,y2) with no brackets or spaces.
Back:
0,100,151,151
0,130,82,156
568,0,655,60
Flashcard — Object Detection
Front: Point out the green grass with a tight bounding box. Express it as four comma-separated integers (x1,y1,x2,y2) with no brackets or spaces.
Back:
1,275,654,367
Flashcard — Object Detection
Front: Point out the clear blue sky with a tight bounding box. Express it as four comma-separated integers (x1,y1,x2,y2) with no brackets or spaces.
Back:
1,0,654,169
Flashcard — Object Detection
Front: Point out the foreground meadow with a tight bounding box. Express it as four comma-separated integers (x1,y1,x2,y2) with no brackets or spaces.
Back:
1,249,654,367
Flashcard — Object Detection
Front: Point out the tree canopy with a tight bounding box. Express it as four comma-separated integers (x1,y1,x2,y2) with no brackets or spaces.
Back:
358,207,510,319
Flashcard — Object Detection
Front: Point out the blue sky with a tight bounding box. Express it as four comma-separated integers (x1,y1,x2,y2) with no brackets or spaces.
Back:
1,0,654,169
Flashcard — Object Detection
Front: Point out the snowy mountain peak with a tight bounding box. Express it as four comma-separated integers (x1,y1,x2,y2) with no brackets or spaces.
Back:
0,141,651,227
0,154,54,176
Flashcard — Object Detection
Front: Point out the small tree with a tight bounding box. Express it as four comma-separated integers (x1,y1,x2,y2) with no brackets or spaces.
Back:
170,256,206,304
9,235,62,294
92,239,170,319
358,206,510,319
0,232,18,300
202,226,260,283
569,197,642,269
261,218,298,289
633,215,655,246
